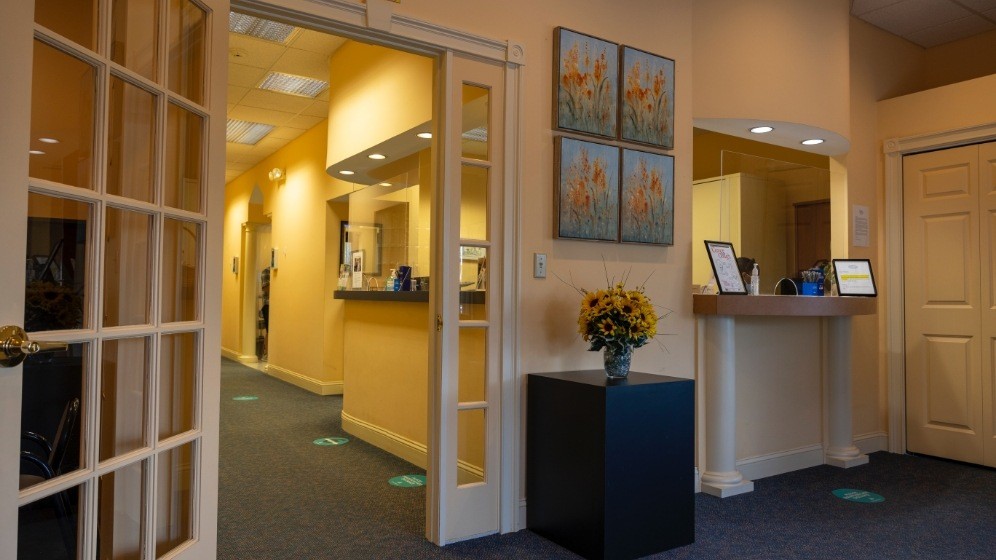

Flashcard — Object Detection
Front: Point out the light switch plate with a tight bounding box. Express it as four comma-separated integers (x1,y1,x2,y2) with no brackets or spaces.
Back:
534,253,547,278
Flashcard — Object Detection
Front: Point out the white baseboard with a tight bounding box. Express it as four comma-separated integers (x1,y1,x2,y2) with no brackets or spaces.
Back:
855,431,889,455
264,363,343,396
735,444,826,482
517,499,527,531
221,347,260,365
342,411,427,469
221,347,240,361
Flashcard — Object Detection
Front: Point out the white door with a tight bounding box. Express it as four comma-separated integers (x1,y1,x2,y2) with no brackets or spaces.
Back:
428,51,504,544
979,141,996,468
904,142,996,467
0,1,226,558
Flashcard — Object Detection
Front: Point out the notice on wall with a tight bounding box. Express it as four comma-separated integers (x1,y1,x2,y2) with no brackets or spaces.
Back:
852,204,870,247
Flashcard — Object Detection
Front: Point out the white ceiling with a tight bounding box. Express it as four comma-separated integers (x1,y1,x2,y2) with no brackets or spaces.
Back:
225,23,346,183
851,0,996,47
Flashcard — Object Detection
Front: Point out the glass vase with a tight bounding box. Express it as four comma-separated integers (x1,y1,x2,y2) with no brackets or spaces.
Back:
603,345,633,379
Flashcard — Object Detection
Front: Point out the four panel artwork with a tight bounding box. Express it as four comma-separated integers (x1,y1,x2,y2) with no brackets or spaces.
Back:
554,27,675,245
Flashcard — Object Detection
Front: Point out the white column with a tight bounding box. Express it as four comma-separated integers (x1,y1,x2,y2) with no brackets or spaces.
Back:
239,223,259,363
824,316,868,468
700,315,754,497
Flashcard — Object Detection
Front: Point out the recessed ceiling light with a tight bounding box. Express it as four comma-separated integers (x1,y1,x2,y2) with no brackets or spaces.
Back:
229,12,297,43
38,137,60,144
29,150,45,155
226,119,275,145
368,153,387,160
416,132,432,139
379,182,392,187
258,71,328,98
339,170,355,176
801,138,824,146
749,126,773,134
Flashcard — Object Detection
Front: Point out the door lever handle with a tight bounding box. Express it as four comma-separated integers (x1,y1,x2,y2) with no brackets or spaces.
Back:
0,325,69,368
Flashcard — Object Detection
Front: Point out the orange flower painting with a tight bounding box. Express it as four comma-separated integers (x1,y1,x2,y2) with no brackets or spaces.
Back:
556,28,618,138
620,148,673,245
621,46,674,149
557,137,619,241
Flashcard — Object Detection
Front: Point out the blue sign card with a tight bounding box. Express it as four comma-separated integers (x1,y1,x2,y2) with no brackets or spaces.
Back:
832,488,885,503
389,474,427,488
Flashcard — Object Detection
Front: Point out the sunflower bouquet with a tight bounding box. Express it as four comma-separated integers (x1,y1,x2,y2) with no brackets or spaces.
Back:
577,281,658,353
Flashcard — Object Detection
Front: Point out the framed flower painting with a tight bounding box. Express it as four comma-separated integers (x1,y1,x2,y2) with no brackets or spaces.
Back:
555,136,620,242
620,147,673,245
554,27,619,139
620,46,675,149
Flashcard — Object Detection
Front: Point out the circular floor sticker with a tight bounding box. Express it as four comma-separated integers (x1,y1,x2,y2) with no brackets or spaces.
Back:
232,395,259,401
389,474,427,488
313,436,349,446
832,489,885,503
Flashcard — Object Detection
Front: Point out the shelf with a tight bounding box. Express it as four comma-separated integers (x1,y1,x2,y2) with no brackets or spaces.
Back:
333,290,486,304
692,294,876,317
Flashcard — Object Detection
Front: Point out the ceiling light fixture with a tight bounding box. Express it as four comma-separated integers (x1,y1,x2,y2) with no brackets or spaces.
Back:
338,170,355,176
258,71,328,98
38,137,60,144
29,150,45,155
801,138,824,146
416,132,432,139
368,153,386,160
226,119,275,145
228,12,297,43
749,126,773,134
379,182,392,187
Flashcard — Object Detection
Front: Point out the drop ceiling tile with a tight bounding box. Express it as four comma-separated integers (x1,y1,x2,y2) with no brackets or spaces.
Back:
288,30,348,56
272,48,332,82
229,34,286,69
269,126,308,141
228,105,297,127
228,85,250,105
251,137,291,155
239,88,315,113
286,114,325,130
225,143,255,159
907,15,996,47
851,0,904,16
227,162,252,173
302,100,330,118
860,0,972,36
229,63,268,88
957,0,996,13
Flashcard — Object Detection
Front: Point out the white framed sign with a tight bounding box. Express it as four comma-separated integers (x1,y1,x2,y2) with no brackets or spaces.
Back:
704,240,747,295
832,258,877,297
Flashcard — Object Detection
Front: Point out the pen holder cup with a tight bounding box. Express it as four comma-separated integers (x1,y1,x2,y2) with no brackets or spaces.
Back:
801,282,822,296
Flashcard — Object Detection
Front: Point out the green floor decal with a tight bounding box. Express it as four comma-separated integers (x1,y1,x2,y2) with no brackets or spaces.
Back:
313,436,349,446
389,474,426,488
232,395,259,401
832,488,885,503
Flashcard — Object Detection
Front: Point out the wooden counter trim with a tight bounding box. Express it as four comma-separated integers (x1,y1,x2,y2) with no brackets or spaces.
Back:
334,290,486,304
693,294,877,317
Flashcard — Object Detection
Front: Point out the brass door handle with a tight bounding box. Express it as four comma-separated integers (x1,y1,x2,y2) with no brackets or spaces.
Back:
0,325,69,368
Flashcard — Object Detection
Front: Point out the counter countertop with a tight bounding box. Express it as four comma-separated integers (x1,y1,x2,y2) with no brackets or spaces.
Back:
334,290,486,304
692,293,877,317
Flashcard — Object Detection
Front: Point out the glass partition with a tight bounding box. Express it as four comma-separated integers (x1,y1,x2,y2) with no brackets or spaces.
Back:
692,151,831,293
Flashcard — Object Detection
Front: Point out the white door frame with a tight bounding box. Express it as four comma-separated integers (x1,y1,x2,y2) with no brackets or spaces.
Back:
235,0,525,538
883,121,996,454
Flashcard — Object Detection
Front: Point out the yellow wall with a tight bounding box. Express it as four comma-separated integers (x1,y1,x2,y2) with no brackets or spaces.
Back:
326,42,433,170
693,129,829,181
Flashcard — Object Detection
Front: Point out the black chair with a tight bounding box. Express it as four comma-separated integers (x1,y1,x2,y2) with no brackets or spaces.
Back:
20,397,80,557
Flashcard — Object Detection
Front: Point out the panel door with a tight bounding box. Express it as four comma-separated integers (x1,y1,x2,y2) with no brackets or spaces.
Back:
903,145,985,464
979,141,996,467
0,1,225,558
429,51,504,545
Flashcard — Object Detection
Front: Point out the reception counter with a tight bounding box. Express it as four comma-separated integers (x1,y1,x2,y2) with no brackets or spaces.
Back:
693,294,876,497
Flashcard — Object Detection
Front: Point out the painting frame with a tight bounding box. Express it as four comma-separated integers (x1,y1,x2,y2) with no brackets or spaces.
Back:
704,240,747,295
620,45,675,149
619,147,674,245
554,136,620,242
554,27,619,140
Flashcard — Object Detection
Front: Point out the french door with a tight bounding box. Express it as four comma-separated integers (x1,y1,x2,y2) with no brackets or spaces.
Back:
429,51,506,544
0,1,226,558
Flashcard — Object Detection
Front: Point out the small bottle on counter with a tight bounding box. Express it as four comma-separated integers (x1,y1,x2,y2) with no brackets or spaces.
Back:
386,269,397,291
750,263,760,295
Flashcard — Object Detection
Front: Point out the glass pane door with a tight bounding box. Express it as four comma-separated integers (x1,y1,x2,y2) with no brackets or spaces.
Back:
1,1,222,559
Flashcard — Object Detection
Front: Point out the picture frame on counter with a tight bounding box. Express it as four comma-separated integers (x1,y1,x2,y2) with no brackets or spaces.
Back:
832,258,877,297
704,240,747,295
554,27,619,139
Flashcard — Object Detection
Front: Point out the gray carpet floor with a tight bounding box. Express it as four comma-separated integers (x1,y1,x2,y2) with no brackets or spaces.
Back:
218,358,996,559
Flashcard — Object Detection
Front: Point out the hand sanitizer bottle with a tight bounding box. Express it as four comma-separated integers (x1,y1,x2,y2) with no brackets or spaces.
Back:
386,269,397,291
750,263,760,295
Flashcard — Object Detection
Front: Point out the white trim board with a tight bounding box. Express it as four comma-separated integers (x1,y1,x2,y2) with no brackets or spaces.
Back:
265,363,343,395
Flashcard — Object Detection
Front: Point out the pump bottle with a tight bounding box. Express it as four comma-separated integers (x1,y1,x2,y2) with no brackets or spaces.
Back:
750,263,760,295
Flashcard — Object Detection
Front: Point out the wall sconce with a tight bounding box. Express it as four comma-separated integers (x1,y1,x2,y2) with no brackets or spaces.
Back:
268,167,285,182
